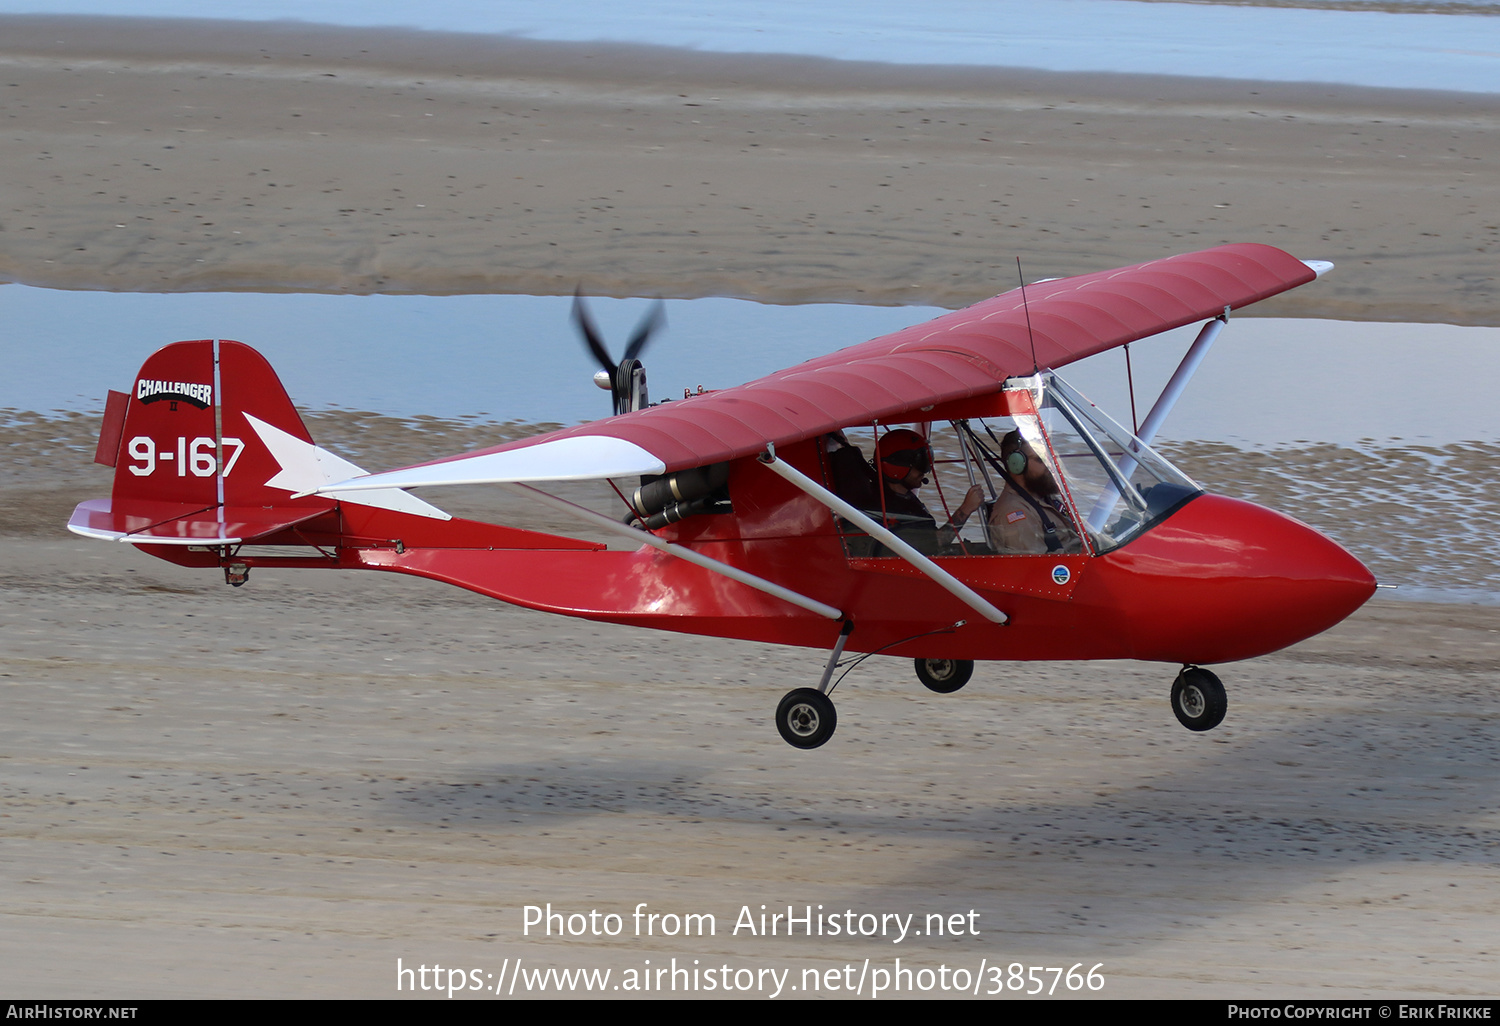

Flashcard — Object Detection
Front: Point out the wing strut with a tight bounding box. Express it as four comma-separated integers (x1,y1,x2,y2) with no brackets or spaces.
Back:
757,446,1009,626
1135,311,1228,448
504,483,843,620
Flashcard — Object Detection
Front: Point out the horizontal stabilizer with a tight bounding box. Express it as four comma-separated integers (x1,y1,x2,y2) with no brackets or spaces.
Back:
68,498,331,545
314,434,667,493
245,413,451,518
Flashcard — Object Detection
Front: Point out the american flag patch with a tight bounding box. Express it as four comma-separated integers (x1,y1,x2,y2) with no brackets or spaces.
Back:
1006,510,1027,523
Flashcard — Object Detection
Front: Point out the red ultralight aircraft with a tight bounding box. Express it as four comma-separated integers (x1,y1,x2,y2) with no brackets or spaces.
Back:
69,243,1376,749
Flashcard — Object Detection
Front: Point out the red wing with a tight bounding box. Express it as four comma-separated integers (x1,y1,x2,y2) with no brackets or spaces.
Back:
324,244,1318,492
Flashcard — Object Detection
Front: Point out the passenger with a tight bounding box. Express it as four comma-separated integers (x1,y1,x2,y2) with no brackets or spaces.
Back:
987,430,1081,554
872,429,983,555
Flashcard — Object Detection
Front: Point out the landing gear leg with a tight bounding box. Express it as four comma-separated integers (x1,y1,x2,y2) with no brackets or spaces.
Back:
774,620,853,749
1171,665,1227,731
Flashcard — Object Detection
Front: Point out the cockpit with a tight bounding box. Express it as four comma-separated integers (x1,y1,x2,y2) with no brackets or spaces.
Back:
822,371,1203,558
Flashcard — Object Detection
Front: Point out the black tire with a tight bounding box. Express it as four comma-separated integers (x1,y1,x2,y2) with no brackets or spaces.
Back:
775,688,837,749
1171,666,1227,731
915,658,974,694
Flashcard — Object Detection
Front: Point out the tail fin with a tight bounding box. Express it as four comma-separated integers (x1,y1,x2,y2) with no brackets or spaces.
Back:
70,338,446,545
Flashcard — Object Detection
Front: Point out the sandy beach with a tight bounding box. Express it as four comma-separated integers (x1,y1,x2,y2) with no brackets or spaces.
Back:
2,14,1499,1001
4,530,1498,998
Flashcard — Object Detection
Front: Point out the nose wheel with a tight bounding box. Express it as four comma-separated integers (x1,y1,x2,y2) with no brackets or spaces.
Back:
915,657,973,693
775,688,838,749
1171,665,1227,731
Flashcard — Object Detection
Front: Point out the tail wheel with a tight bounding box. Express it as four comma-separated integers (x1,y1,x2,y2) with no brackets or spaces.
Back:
775,688,837,749
1171,666,1227,731
915,658,974,694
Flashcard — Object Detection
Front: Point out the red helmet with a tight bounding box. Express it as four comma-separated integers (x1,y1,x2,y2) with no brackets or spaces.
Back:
875,428,931,481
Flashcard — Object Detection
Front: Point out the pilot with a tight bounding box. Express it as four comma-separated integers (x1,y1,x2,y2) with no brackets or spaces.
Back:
873,429,983,555
987,430,1081,555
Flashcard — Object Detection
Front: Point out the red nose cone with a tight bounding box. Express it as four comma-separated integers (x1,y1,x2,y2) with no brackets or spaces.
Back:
1097,494,1377,663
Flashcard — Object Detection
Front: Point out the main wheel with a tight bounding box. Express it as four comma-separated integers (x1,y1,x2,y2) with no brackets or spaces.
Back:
775,688,837,749
915,658,974,694
1171,666,1227,732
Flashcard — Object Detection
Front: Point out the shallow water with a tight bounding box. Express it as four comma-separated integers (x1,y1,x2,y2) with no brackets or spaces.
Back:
0,285,948,426
5,284,1498,449
3,1,1498,93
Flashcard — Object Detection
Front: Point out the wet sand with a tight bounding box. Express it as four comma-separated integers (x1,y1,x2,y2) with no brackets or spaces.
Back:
2,14,1499,1000
2,15,1499,322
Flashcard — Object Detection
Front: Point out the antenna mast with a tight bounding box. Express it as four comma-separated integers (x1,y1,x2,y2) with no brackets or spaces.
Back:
1017,257,1039,374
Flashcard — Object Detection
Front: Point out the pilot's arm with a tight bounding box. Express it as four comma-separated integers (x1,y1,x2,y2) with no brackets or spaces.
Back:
952,485,984,526
931,485,985,549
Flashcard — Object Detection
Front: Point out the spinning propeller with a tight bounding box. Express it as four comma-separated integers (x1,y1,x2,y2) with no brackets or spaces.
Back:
572,289,666,416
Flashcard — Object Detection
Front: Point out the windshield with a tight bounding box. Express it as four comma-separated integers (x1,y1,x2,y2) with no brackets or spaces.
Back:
1036,372,1202,552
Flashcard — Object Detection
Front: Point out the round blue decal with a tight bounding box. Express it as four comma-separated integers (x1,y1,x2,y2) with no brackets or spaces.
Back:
1051,564,1071,586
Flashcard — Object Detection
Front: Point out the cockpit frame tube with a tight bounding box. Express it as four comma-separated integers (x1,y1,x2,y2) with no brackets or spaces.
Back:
1012,372,1203,550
